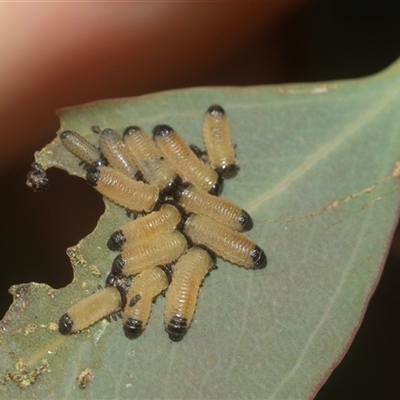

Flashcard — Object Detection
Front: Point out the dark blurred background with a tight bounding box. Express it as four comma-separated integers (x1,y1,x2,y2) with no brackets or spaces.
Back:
0,2,399,399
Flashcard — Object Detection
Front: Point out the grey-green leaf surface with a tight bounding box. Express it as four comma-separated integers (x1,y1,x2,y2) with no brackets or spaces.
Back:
1,59,400,399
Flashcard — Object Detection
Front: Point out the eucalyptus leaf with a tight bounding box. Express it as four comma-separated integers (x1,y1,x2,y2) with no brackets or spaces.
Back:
1,59,400,399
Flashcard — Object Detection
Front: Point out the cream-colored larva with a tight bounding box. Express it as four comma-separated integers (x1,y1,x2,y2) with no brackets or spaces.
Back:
60,130,103,166
152,125,223,196
58,286,126,334
111,230,188,277
99,128,142,179
86,166,159,213
174,183,253,232
123,126,181,195
123,267,169,339
164,246,215,341
107,202,182,251
183,214,267,269
202,105,239,178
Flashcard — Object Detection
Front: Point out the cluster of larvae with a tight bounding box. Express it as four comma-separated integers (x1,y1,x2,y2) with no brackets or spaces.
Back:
54,105,267,341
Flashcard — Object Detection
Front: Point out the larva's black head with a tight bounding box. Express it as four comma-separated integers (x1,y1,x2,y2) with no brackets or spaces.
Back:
172,182,191,202
101,128,116,136
215,164,240,179
166,315,188,342
26,162,49,192
60,130,74,141
152,124,174,138
107,230,126,251
207,104,225,116
86,167,101,186
238,210,254,232
208,175,224,196
123,126,141,137
123,318,144,339
111,255,125,275
251,246,267,269
105,273,118,287
58,313,73,335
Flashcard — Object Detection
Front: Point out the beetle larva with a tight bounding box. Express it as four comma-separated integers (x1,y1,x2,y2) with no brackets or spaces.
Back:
174,183,253,232
183,214,267,269
107,202,182,251
152,124,223,196
111,230,188,276
123,267,169,339
99,128,142,180
58,286,126,334
86,166,159,213
60,130,104,167
164,246,215,341
123,126,181,195
202,104,239,178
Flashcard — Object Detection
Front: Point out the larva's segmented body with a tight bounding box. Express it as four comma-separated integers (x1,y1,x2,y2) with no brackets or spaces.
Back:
123,267,169,339
86,166,159,213
60,130,103,166
123,126,181,195
183,214,267,269
202,105,239,178
111,230,188,277
174,183,253,232
99,129,141,179
58,286,126,334
153,125,223,196
108,202,182,251
164,247,215,341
